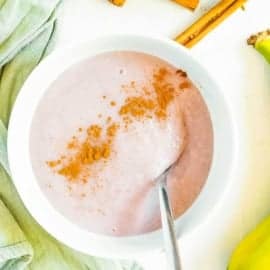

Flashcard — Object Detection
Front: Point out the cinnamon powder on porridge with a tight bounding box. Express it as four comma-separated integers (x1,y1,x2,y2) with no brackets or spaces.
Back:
47,67,187,182
119,67,180,121
47,123,118,182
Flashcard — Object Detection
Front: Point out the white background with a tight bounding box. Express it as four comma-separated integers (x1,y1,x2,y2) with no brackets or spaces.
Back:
56,0,270,269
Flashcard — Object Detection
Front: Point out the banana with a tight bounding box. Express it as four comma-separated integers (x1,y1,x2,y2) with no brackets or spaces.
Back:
248,30,270,64
228,215,270,270
228,31,270,269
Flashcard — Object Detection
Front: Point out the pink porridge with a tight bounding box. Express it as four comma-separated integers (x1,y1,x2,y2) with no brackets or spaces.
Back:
30,51,213,236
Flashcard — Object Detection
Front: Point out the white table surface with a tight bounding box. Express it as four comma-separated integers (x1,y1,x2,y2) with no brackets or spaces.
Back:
56,0,270,269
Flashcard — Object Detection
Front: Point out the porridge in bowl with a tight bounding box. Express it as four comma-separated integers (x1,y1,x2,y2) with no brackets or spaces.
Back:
30,51,213,236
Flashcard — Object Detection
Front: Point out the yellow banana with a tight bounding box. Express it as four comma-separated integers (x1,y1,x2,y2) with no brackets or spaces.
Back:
228,215,270,270
248,30,270,64
229,30,270,269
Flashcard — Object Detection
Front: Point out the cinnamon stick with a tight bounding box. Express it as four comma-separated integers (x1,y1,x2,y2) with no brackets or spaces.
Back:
175,0,247,48
173,0,199,10
109,0,126,6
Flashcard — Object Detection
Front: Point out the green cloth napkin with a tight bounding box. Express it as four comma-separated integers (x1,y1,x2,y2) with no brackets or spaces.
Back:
0,1,142,269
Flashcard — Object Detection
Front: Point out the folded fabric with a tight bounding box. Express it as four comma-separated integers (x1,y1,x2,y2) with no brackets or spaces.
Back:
0,1,142,269
0,199,33,270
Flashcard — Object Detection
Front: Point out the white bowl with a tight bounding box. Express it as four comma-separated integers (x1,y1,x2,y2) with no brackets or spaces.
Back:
8,35,238,259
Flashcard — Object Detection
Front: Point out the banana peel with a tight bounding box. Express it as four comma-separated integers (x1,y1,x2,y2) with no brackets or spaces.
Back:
228,30,270,270
248,30,270,64
228,215,270,270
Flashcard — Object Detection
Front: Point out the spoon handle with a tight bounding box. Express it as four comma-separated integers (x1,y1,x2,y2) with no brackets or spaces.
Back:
158,178,182,270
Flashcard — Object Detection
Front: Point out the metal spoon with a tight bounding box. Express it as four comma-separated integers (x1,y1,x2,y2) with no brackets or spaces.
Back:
156,164,182,270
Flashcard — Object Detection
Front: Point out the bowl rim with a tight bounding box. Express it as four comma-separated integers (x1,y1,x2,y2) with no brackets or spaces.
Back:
7,34,239,259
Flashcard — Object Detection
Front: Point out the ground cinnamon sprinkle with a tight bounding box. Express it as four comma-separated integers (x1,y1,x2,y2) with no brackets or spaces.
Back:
179,81,190,90
176,69,187,77
87,125,102,138
47,67,188,183
106,116,112,123
119,97,155,119
67,140,77,149
107,123,119,137
46,160,61,168
119,67,179,121
47,122,118,181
